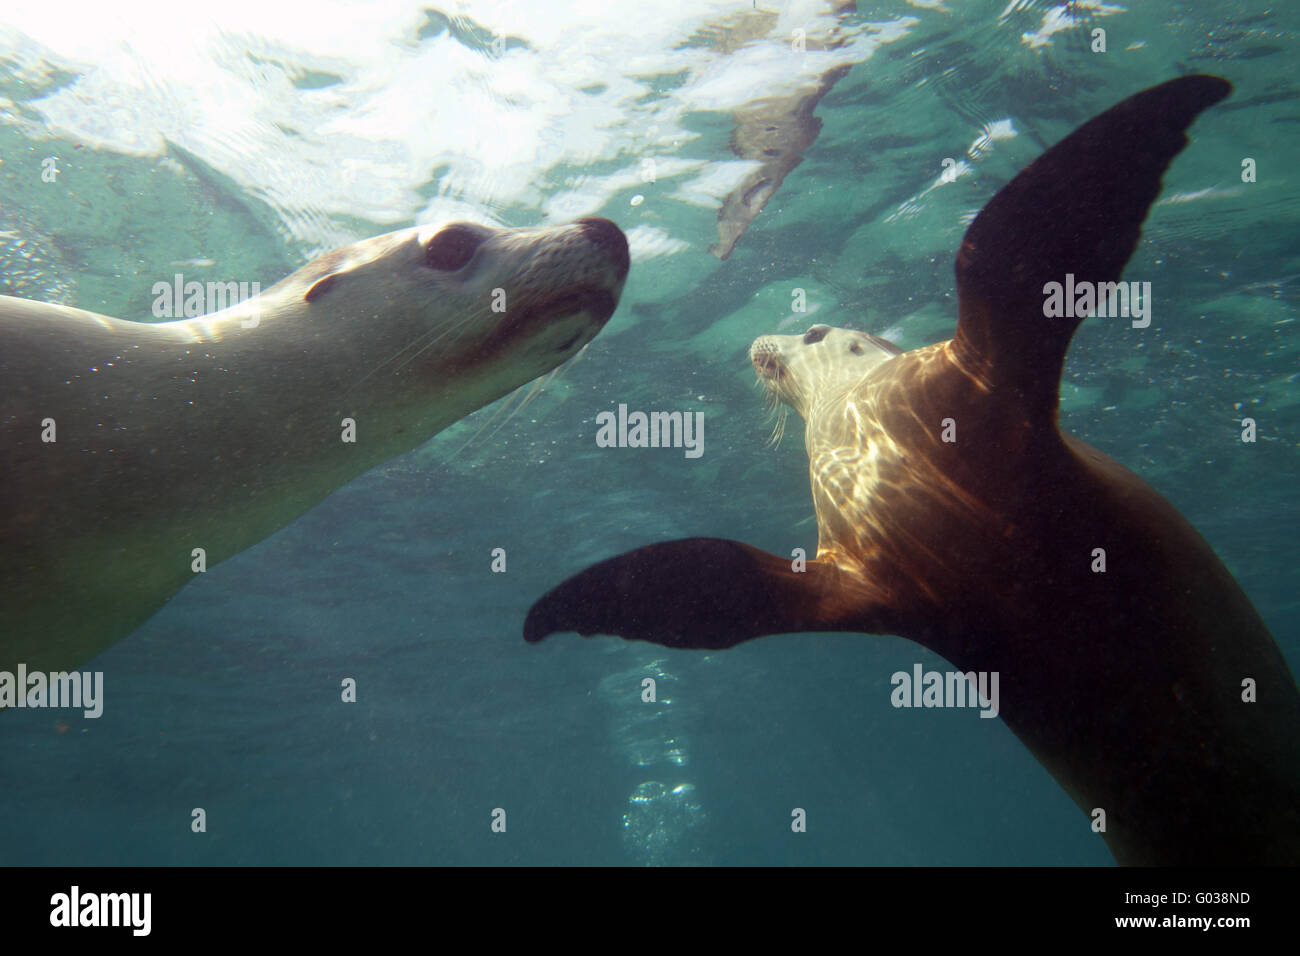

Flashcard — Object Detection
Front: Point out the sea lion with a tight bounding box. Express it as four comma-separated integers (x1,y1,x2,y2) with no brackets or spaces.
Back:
690,1,859,260
525,77,1300,865
1,216,628,679
712,61,851,260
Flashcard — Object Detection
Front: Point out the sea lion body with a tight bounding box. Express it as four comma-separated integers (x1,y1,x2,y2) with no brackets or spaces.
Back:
753,326,1300,864
525,78,1300,864
2,216,628,677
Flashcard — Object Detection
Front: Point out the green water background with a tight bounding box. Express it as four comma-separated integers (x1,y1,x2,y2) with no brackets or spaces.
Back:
0,0,1296,864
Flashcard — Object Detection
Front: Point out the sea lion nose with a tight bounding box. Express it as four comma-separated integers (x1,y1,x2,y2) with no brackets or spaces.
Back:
576,217,630,281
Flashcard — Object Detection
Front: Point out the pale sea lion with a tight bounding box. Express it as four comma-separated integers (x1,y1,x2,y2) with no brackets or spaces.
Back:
1,216,628,679
525,77,1300,864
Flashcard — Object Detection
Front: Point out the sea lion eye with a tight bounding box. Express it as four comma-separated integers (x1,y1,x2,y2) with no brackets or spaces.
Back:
803,325,830,345
425,224,486,272
849,342,864,355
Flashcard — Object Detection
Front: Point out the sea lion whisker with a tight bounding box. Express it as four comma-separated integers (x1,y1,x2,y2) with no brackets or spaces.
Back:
768,405,788,449
342,313,470,395
448,362,565,460
353,303,493,390
389,305,491,372
446,384,528,461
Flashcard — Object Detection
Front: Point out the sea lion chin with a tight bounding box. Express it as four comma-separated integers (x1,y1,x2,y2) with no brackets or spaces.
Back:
524,76,1300,865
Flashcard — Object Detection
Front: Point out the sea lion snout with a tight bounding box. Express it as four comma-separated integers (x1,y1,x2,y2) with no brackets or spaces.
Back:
750,326,901,414
750,336,782,378
475,218,629,357
575,217,630,281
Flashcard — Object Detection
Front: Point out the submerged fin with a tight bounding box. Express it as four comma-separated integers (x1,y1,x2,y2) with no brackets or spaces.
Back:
524,537,894,649
952,75,1231,417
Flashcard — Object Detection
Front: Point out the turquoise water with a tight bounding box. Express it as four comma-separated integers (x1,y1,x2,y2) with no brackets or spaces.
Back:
1,1,1297,865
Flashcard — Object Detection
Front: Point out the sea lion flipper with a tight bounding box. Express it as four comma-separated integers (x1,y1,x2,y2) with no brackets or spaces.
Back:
952,75,1231,416
524,537,892,649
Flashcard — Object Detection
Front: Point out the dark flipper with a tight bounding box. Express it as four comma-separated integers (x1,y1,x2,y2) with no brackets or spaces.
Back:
524,538,895,649
952,75,1231,418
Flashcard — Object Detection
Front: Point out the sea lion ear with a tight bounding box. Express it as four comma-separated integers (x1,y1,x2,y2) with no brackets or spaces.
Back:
304,273,340,303
524,537,899,649
952,75,1231,421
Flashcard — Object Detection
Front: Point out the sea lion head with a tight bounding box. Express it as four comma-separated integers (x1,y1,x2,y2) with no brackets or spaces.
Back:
260,216,630,414
750,324,902,417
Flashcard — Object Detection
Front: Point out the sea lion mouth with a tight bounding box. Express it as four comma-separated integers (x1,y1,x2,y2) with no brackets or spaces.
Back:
525,286,619,327
489,285,619,349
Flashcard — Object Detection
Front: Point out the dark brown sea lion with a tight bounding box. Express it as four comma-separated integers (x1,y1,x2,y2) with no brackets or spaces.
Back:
525,77,1300,865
